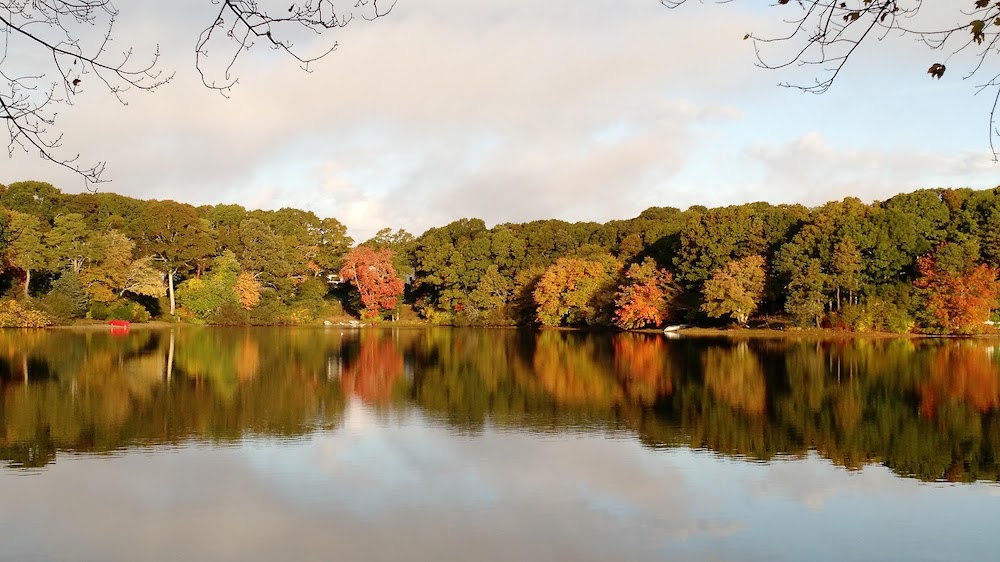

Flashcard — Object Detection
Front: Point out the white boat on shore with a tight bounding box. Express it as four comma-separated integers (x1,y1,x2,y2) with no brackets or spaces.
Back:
662,324,690,333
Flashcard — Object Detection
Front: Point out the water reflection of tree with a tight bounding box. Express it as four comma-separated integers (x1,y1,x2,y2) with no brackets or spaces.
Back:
919,343,1000,417
0,328,347,468
531,331,621,409
703,343,766,416
5,329,1000,483
613,334,673,406
339,331,405,405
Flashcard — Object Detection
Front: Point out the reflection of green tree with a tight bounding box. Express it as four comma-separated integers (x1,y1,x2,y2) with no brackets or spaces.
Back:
6,329,1000,483
408,328,551,429
0,328,347,467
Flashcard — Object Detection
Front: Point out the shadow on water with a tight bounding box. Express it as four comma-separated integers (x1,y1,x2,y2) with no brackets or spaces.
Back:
2,327,1000,482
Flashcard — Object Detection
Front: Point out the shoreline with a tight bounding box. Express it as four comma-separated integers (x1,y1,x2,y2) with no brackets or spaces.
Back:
40,320,1000,339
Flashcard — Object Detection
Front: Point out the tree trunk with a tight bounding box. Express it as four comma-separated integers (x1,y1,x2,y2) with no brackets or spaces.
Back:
168,269,176,315
836,286,841,311
23,269,31,298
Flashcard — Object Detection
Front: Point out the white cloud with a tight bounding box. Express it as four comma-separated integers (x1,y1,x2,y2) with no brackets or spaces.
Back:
4,0,998,241
2,0,763,240
744,132,999,206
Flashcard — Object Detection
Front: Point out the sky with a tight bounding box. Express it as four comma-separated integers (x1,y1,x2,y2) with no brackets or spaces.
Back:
4,0,1000,242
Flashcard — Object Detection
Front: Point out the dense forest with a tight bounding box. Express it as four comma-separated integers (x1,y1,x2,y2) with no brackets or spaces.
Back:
3,180,1000,333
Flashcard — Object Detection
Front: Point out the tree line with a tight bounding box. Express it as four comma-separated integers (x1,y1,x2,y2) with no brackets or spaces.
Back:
3,180,1000,333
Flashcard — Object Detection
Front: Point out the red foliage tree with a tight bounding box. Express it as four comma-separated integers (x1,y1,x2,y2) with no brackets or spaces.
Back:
339,247,405,320
613,260,678,329
914,254,1000,334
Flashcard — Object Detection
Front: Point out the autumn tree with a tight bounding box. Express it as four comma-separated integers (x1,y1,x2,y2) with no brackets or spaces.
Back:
533,256,620,327
80,230,164,303
613,258,679,330
701,255,766,326
339,246,405,321
914,242,1000,334
234,272,261,311
177,252,242,318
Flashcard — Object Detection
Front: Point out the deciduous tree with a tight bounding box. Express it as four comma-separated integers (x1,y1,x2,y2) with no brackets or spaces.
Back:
701,255,766,325
46,213,95,273
5,211,46,297
138,201,214,315
613,258,679,330
339,246,405,321
784,259,828,328
914,244,1000,334
534,256,620,327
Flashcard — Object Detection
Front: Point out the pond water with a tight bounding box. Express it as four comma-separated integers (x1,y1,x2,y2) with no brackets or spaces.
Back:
1,327,998,561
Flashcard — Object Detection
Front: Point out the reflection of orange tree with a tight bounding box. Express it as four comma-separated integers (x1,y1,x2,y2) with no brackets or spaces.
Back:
613,334,672,406
340,333,405,405
235,336,260,382
919,343,1000,418
702,343,766,416
532,331,621,408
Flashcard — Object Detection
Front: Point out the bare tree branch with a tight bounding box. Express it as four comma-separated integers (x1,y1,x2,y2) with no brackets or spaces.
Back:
1,1,172,183
194,0,397,95
662,0,1000,160
1,0,394,184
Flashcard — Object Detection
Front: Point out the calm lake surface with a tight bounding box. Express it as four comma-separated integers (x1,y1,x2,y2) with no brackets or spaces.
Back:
1,327,999,561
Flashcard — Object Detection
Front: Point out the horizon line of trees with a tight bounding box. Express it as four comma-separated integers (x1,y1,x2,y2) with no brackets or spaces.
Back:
3,180,1000,334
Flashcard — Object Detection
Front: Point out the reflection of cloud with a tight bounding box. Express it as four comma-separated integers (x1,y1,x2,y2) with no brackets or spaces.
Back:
3,432,1000,561
750,452,901,511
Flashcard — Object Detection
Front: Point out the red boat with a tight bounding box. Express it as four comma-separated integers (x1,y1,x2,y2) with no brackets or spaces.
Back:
109,319,131,336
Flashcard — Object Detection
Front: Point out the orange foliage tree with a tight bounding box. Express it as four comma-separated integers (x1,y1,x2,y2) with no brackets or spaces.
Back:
533,256,620,326
613,259,679,329
339,246,405,320
914,253,999,334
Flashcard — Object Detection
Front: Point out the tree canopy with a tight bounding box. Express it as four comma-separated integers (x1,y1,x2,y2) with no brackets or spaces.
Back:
2,180,1000,334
